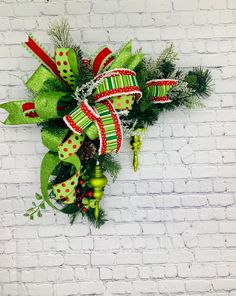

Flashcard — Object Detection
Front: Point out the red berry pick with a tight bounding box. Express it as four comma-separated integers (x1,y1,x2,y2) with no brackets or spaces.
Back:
87,191,93,198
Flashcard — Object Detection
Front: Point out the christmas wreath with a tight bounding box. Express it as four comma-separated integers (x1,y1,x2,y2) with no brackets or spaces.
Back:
0,20,212,227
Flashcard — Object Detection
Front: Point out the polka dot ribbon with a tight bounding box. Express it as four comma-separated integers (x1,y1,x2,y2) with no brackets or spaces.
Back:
52,133,85,204
146,79,177,103
23,34,79,90
55,48,79,90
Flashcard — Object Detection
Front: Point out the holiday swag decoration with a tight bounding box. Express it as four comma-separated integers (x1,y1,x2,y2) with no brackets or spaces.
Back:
0,20,212,227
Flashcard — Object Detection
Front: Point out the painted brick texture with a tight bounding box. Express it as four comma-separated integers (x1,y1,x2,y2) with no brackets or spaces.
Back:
0,0,236,295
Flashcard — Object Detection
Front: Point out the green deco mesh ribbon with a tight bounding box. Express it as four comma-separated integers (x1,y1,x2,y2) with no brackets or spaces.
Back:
34,91,69,119
26,65,57,94
109,41,144,71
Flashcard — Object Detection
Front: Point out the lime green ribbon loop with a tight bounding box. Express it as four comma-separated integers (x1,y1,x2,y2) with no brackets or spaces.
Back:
41,126,69,152
40,151,61,210
0,100,44,125
109,41,144,70
26,65,58,94
35,91,70,119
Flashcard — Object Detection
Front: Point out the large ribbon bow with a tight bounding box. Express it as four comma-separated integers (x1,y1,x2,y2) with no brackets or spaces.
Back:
63,41,143,155
0,35,144,207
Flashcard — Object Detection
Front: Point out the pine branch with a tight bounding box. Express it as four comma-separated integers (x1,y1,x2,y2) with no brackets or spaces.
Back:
48,18,75,48
185,67,213,98
98,154,121,181
156,43,178,66
86,208,107,228
69,208,107,228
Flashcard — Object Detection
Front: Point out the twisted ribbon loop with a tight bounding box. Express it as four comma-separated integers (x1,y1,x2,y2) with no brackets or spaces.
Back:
53,133,85,204
146,79,177,103
93,68,142,103
95,100,123,154
64,100,99,135
55,48,79,90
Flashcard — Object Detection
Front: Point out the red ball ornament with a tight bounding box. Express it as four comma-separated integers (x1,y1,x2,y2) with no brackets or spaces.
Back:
87,191,93,198
82,207,87,213
79,180,84,185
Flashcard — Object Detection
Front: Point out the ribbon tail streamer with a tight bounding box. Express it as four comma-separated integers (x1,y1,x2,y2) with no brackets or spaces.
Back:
24,34,62,80
0,100,45,125
40,151,62,210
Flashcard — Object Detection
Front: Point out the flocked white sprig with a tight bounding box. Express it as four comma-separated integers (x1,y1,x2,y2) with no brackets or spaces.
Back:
74,71,120,104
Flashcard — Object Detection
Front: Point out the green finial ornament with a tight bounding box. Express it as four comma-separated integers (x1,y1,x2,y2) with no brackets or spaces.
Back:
89,161,108,221
130,128,146,172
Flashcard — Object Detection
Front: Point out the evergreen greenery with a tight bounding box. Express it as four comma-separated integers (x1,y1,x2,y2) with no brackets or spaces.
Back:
98,154,121,181
185,67,213,98
69,208,107,228
48,18,75,49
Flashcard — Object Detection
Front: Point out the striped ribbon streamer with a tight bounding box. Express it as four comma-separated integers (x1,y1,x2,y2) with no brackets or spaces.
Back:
95,100,123,155
23,34,63,83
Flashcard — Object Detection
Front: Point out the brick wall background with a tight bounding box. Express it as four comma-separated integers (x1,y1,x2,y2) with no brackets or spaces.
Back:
1,0,236,295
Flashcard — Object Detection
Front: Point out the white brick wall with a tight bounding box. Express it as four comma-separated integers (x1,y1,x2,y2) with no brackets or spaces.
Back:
0,0,236,295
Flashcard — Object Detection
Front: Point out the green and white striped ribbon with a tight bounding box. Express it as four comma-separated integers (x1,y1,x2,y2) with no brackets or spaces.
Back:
146,79,176,103
93,69,141,103
95,100,123,155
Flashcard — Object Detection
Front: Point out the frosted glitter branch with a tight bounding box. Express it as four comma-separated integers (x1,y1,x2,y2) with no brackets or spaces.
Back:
74,71,120,103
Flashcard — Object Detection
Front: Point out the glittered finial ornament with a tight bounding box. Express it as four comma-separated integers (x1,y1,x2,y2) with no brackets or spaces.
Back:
89,161,108,221
130,128,146,172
